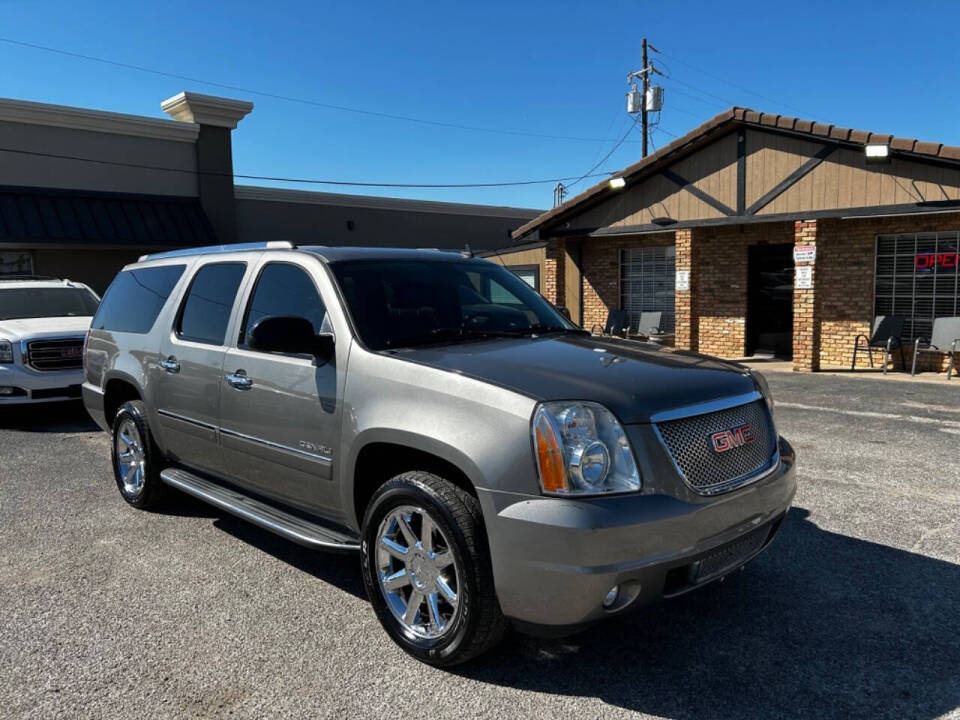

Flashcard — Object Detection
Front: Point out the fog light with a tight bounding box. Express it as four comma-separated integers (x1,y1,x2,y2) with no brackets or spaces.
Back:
603,585,619,608
0,386,17,395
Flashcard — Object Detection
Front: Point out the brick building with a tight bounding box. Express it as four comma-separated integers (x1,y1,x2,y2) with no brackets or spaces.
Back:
504,108,960,372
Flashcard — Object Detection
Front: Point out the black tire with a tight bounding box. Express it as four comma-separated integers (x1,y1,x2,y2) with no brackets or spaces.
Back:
110,399,166,509
360,471,507,666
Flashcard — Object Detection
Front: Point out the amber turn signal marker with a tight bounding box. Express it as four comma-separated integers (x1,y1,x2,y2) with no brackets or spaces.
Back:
535,423,567,493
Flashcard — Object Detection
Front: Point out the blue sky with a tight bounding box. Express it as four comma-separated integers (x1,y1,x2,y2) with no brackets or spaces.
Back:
2,0,959,209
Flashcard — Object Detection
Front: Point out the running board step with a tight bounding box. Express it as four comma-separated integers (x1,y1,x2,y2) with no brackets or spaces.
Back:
160,468,360,553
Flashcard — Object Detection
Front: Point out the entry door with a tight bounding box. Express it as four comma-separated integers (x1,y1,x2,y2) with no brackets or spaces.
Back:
746,244,794,357
218,260,341,514
155,261,248,474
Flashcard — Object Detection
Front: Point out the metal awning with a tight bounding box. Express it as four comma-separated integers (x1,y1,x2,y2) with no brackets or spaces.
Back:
0,186,215,246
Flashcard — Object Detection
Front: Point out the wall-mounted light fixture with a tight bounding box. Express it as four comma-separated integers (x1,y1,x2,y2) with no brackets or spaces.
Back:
609,177,626,190
865,144,890,163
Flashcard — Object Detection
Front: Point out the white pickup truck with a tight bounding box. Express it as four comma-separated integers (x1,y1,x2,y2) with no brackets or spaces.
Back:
0,276,100,404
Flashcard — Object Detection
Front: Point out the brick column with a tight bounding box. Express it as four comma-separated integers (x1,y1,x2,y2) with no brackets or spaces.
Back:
674,228,699,351
543,238,565,306
793,220,820,371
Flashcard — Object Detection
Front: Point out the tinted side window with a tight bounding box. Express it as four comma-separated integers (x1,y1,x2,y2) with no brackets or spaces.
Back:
176,262,246,345
241,263,327,346
92,265,185,334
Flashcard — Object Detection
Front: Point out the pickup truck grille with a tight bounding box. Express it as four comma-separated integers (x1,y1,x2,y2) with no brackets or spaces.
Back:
654,399,777,494
25,338,85,372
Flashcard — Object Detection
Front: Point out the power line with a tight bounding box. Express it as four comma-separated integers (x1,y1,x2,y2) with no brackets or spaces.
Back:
659,82,730,110
565,114,641,191
650,46,809,116
663,76,739,108
0,36,636,145
0,144,616,188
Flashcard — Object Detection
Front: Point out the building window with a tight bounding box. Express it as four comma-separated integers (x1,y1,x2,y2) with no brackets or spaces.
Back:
620,246,675,333
875,232,960,342
505,264,539,291
0,251,33,276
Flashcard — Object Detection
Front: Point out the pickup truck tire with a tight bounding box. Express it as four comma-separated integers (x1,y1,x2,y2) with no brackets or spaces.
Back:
361,471,507,666
110,399,166,510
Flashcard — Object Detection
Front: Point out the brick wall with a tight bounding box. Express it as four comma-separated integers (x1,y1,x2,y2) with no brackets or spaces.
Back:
542,211,960,373
675,228,697,350
695,222,794,358
542,238,564,305
793,220,819,371
578,233,674,332
817,213,960,371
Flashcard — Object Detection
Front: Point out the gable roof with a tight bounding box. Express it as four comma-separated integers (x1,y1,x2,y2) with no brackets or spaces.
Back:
513,107,960,240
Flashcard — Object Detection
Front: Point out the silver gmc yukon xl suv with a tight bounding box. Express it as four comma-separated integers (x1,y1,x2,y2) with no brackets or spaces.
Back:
83,241,796,666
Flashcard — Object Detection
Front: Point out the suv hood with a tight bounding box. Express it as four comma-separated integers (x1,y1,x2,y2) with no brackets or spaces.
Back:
0,316,92,341
394,334,757,424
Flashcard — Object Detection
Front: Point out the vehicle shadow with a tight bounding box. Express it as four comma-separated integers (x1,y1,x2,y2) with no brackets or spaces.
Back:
211,511,366,600
457,507,960,720
0,401,100,433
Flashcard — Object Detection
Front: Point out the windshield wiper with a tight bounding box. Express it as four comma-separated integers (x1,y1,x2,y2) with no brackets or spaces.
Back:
517,325,589,336
385,327,525,349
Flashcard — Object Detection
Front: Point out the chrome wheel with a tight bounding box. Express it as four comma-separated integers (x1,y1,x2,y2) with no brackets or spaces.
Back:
376,505,461,640
115,418,146,497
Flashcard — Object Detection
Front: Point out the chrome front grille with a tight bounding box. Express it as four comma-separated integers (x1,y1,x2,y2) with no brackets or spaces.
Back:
26,338,85,372
654,399,777,494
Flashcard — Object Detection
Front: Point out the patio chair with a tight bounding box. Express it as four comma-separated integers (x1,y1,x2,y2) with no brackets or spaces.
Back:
629,312,673,343
629,311,665,341
591,309,629,337
851,315,905,375
911,316,960,379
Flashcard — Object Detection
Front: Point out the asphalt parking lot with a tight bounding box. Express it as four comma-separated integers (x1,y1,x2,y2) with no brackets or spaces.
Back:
2,372,959,719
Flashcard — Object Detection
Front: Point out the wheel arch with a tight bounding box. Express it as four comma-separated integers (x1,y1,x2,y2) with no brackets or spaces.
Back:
346,430,484,532
102,372,143,427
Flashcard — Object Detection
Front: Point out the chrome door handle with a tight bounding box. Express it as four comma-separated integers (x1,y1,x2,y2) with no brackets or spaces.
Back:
225,371,252,390
160,357,180,374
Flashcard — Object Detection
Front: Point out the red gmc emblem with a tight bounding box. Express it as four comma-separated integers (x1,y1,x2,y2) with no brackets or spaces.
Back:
711,424,755,453
61,347,83,358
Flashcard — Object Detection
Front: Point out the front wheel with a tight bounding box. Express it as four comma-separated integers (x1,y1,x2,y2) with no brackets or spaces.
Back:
360,472,506,666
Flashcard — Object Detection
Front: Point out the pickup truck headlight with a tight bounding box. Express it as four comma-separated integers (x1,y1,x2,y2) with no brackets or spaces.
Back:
0,340,12,364
532,401,641,496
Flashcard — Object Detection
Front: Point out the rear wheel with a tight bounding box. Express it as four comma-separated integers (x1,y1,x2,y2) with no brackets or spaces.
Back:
361,471,506,666
111,400,165,509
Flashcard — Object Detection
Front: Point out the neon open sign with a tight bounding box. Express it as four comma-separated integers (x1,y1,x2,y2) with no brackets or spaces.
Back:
915,252,959,272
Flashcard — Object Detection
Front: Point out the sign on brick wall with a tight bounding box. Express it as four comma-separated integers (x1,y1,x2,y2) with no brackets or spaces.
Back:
675,270,690,291
793,245,816,263
795,265,813,289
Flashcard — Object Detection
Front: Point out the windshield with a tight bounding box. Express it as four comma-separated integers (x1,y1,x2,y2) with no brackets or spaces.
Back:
0,287,100,320
331,259,581,350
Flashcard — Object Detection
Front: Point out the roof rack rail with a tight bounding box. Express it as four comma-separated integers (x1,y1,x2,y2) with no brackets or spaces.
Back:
139,241,295,263
0,274,61,282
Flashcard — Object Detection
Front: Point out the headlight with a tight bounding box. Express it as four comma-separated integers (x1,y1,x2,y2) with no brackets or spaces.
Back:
532,401,641,496
0,340,12,364
749,369,774,411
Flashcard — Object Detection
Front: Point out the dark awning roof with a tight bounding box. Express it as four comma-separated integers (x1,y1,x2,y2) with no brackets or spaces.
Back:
0,186,215,246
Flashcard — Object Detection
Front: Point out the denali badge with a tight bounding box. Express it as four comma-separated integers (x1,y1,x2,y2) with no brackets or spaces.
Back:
711,424,755,453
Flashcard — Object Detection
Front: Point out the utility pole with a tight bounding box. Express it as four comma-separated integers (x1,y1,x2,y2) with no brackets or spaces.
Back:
627,39,662,158
641,37,649,158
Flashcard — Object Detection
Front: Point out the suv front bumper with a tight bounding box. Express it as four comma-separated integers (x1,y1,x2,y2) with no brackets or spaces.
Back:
0,362,84,404
479,436,797,632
